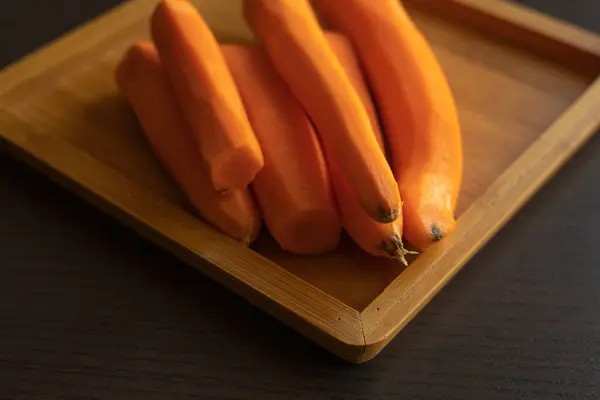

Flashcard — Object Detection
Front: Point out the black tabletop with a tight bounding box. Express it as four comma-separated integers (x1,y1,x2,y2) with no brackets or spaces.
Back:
1,1,600,399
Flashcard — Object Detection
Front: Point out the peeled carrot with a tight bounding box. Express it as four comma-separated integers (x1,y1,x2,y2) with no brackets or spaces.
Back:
324,33,414,263
242,0,401,224
115,41,261,245
312,0,463,250
221,44,341,254
150,0,264,192
323,32,382,152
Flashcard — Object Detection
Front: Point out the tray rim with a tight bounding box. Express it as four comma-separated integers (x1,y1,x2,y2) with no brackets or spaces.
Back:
0,0,599,363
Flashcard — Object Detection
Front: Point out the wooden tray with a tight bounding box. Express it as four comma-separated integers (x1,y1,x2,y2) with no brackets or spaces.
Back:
1,0,599,363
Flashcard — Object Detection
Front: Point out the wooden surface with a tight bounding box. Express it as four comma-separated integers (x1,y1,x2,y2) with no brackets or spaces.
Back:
2,0,600,397
1,0,600,363
413,0,600,75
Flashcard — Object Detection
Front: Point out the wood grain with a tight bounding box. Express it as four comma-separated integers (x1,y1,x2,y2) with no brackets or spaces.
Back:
409,0,600,75
0,0,599,362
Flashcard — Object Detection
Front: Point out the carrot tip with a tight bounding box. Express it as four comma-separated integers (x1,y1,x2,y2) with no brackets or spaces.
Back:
376,207,401,223
379,234,418,266
241,234,253,247
431,225,444,242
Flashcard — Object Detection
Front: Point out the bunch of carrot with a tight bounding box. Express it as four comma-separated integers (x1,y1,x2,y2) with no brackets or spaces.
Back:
115,0,463,265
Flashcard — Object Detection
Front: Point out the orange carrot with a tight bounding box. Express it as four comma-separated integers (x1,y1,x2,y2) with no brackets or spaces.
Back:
150,0,264,192
221,44,341,254
242,0,401,224
323,32,383,150
324,32,414,263
312,0,463,250
115,41,261,245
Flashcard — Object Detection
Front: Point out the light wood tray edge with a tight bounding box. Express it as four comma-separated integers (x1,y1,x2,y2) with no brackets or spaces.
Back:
409,0,600,75
0,0,599,364
360,76,600,362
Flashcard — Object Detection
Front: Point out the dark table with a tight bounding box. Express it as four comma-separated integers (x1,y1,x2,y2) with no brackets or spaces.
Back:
1,1,599,399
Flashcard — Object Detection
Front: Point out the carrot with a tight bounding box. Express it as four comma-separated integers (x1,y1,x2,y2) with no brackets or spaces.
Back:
323,33,383,151
221,44,341,254
324,32,414,263
115,41,261,245
312,0,463,250
242,0,401,224
150,0,264,192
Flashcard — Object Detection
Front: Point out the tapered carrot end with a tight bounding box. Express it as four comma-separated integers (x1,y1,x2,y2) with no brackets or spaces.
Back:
394,245,419,266
151,0,199,42
378,233,418,266
429,218,457,243
151,0,169,29
405,214,457,251
131,41,157,56
115,42,159,93
431,225,444,242
377,206,401,223
114,44,146,91
241,227,260,247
